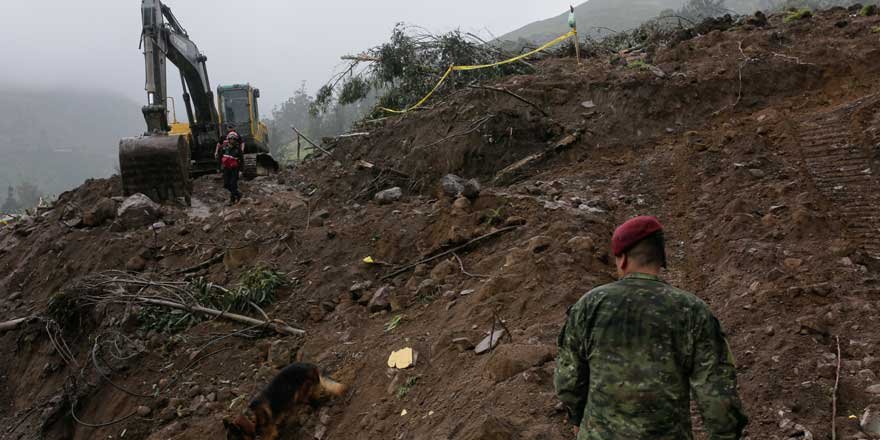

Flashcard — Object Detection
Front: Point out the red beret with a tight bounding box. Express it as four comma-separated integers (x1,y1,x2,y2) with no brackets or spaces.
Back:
611,216,664,257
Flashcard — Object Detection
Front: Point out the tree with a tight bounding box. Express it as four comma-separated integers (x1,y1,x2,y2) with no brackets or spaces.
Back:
15,181,42,210
1,186,20,213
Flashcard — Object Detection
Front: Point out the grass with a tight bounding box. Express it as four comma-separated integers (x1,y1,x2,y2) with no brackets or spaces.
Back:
396,376,419,399
384,314,404,333
784,8,812,23
626,60,653,70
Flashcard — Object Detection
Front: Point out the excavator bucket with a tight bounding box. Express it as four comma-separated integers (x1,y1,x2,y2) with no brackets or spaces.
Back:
119,135,192,205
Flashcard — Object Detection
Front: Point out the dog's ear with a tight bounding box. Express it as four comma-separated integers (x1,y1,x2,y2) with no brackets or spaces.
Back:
223,418,240,433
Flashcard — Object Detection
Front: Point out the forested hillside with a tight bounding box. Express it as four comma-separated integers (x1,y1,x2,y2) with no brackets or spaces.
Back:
0,86,143,210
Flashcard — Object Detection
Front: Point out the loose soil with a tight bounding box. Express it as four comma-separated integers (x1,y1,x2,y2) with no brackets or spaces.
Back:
3,8,880,440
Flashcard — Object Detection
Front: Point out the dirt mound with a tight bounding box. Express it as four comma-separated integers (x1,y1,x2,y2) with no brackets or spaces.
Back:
3,8,880,440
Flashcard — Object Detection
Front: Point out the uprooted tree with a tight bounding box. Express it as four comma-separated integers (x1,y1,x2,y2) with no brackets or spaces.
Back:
311,23,534,117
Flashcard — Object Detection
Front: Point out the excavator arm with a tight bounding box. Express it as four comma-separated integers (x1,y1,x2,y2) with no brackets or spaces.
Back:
121,0,223,204
141,0,220,145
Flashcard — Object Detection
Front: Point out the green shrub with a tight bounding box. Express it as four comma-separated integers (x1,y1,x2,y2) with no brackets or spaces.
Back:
784,8,813,23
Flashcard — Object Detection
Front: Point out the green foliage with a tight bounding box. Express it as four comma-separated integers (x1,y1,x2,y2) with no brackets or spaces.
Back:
384,314,404,333
47,291,84,331
627,60,654,70
482,207,506,226
140,266,286,334
873,25,880,33
860,4,878,16
396,376,419,398
784,8,813,22
315,24,531,117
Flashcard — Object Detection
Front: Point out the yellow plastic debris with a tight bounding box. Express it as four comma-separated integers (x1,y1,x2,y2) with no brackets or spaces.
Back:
388,347,416,369
363,256,375,264
401,409,408,416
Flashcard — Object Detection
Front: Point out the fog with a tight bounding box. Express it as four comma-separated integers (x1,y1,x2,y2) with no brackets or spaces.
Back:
1,0,565,110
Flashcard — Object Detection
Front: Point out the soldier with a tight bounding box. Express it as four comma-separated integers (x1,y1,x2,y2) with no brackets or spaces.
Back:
554,216,747,439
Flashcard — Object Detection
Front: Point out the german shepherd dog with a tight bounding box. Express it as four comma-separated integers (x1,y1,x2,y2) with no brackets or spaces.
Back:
223,363,347,440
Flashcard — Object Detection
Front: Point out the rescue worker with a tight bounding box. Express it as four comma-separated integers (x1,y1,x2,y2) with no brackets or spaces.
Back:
216,131,244,205
554,216,748,439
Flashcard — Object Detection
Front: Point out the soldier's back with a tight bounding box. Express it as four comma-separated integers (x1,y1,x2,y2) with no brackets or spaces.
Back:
575,273,711,439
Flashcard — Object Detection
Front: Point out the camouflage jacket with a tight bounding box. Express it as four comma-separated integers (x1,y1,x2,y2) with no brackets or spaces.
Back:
554,273,747,440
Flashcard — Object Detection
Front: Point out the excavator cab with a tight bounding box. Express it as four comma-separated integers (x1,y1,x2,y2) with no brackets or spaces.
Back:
217,84,276,178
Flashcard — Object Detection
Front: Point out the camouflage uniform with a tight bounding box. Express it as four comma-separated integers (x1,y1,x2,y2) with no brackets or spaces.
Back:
554,273,747,439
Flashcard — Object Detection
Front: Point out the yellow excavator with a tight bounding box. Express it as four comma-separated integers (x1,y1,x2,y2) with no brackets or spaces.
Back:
119,0,277,204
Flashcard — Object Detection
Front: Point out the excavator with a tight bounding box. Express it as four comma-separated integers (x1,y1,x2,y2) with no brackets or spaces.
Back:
119,0,277,204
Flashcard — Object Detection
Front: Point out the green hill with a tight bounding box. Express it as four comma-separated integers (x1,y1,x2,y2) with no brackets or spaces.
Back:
498,0,769,44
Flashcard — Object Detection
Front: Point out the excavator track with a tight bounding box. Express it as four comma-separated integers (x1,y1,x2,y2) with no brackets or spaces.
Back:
797,95,880,258
119,135,192,205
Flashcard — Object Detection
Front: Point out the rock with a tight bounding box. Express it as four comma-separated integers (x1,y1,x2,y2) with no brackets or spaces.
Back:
158,407,176,421
862,405,880,436
126,255,147,272
526,236,552,253
430,259,457,283
461,416,520,440
310,209,330,226
268,339,297,369
581,100,596,109
484,344,556,382
462,179,481,199
866,384,880,394
244,229,258,240
441,174,467,198
136,405,152,417
452,337,475,351
349,281,373,302
504,216,527,227
8,292,22,302
748,168,766,179
202,223,212,233
784,258,803,270
566,236,595,254
224,244,259,270
475,329,506,355
367,286,392,313
648,65,667,78
452,197,471,211
82,198,117,226
374,187,403,205
116,193,160,230
206,392,216,402
223,210,243,222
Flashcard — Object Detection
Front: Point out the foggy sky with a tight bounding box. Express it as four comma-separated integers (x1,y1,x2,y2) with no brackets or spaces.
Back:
1,0,569,112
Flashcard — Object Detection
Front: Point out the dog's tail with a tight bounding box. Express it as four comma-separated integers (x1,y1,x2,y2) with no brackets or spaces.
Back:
319,374,347,397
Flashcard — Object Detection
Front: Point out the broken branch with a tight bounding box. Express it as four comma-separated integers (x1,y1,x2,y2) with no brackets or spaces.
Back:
832,334,841,440
383,226,519,280
139,297,305,336
0,316,31,333
291,126,332,156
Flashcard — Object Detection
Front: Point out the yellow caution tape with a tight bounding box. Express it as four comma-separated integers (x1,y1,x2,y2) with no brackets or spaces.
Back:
380,29,578,114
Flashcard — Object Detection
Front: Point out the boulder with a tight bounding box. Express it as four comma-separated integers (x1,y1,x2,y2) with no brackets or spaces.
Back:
126,255,147,272
367,286,392,313
116,194,160,230
862,405,880,436
462,179,481,199
483,344,556,382
82,197,117,226
374,187,403,205
441,174,466,197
